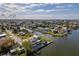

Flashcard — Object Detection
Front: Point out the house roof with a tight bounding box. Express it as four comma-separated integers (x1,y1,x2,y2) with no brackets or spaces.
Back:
0,39,14,48
0,33,6,37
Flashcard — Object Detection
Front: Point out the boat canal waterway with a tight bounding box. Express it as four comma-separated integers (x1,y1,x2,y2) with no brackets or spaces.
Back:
39,29,79,56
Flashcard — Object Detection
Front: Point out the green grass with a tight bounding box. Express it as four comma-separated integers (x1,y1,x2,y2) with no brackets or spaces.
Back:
47,31,67,37
39,36,53,43
53,33,67,37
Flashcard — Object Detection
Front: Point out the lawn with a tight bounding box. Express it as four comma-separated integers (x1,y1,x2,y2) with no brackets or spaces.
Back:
39,36,53,43
47,31,67,37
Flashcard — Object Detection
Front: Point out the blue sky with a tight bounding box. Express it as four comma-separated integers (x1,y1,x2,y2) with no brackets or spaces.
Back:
0,3,79,19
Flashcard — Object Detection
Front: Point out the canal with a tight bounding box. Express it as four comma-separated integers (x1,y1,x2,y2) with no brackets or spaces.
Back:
39,29,79,56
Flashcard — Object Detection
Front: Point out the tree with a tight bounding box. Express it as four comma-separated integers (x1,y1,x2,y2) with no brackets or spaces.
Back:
12,28,18,33
22,41,32,55
1,25,5,32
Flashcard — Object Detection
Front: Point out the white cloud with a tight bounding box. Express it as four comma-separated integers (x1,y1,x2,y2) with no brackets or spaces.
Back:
0,3,29,18
35,9,45,12
35,8,69,13
0,3,48,18
25,4,38,8
25,3,47,8
56,5,65,8
67,4,73,7
0,3,78,19
0,3,70,18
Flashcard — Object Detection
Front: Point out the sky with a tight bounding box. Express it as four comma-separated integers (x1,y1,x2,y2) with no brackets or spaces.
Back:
0,3,79,19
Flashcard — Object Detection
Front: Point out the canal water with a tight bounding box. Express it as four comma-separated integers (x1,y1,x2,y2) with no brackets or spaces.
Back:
39,29,79,56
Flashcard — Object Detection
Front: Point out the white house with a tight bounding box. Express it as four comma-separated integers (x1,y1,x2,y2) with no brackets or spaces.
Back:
0,33,6,39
